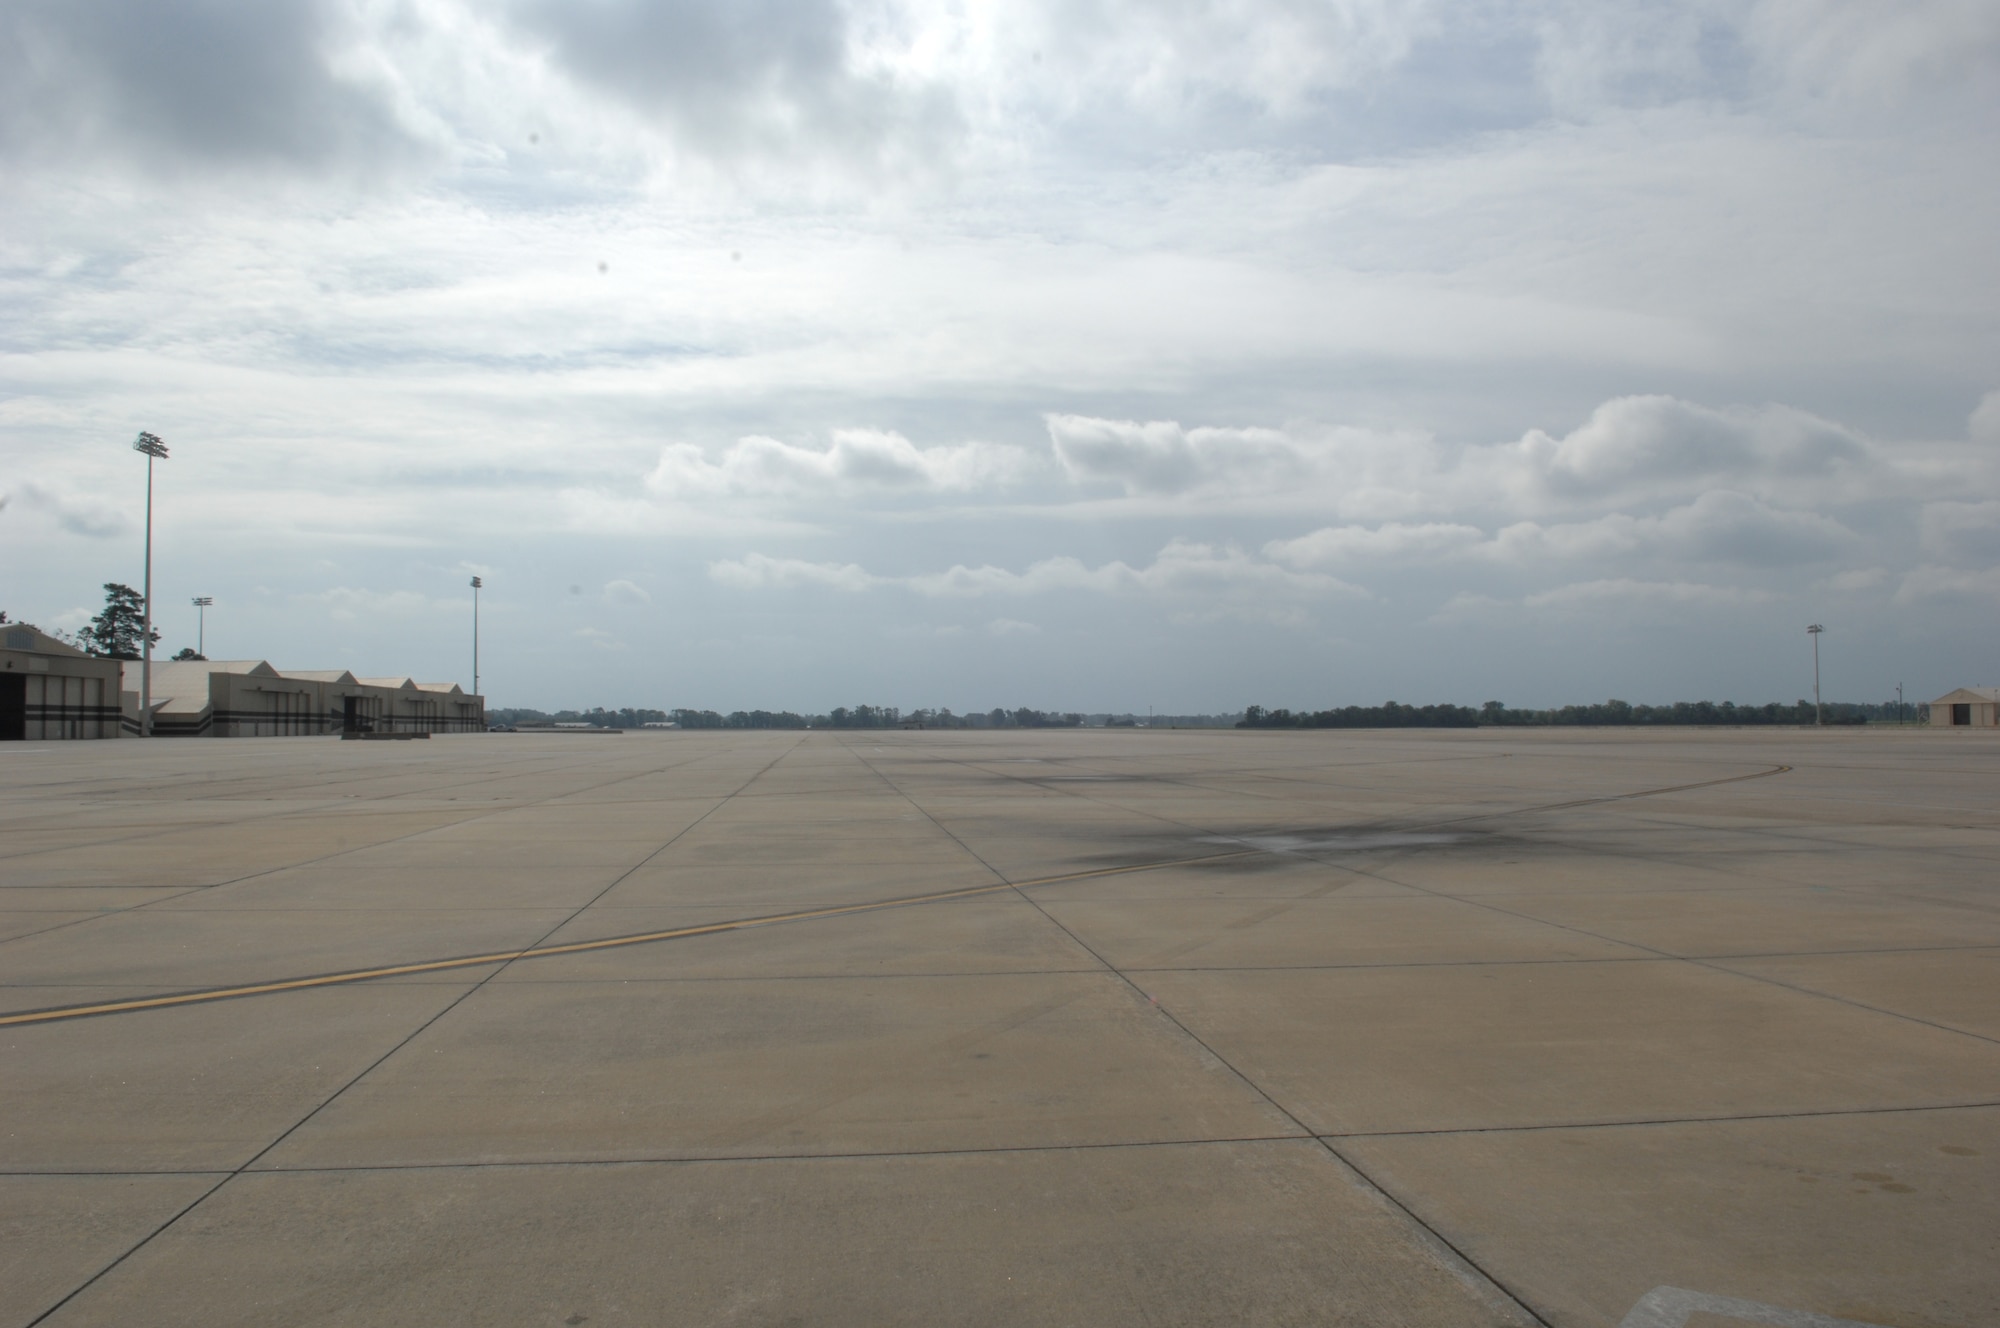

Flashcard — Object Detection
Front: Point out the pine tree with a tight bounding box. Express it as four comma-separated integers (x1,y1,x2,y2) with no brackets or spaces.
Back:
78,583,158,660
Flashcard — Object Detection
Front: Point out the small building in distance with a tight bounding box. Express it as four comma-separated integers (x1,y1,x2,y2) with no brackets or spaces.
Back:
1930,687,2000,728
0,623,123,740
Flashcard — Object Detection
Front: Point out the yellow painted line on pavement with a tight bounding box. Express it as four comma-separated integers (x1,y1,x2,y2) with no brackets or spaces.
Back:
0,850,1258,1029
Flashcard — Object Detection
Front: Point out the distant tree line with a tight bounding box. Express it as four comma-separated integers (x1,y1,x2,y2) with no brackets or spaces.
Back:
1473,699,1893,726
487,706,673,728
1239,699,1914,728
671,706,902,728
481,697,1921,732
484,704,1213,729
672,709,812,729
1240,703,1479,729
968,708,1086,728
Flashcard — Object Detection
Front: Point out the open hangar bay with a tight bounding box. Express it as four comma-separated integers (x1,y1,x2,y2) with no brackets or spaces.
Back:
1,728,1995,1328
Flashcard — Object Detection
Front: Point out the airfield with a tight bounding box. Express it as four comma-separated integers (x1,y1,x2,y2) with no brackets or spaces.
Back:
2,727,1996,1327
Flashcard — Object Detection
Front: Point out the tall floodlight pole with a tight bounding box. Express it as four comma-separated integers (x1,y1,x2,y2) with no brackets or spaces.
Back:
133,432,170,737
470,576,482,700
1897,681,1904,725
192,597,212,656
1807,623,1824,726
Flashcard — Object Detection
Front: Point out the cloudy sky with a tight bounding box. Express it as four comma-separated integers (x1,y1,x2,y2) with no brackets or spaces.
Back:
3,0,1997,712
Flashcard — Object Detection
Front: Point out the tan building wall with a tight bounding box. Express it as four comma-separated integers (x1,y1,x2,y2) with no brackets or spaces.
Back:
208,670,325,738
1928,688,2000,727
2,635,484,741
0,625,124,740
355,677,485,734
120,661,485,737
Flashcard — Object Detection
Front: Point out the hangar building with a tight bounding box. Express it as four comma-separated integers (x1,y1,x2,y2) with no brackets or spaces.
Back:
0,624,124,740
119,660,485,737
0,625,483,740
1930,687,2000,728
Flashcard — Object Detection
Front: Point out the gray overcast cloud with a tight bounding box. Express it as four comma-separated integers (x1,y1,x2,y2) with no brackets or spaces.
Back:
3,0,1997,711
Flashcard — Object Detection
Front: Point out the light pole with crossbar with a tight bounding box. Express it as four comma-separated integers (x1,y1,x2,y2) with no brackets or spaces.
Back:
1807,623,1824,726
470,576,482,701
133,432,170,736
192,596,212,657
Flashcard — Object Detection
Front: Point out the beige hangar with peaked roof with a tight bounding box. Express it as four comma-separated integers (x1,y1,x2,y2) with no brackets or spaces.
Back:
0,623,124,740
0,629,454,742
1930,687,2000,727
104,659,485,738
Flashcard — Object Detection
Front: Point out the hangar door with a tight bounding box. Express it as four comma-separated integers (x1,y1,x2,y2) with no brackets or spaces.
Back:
0,674,22,741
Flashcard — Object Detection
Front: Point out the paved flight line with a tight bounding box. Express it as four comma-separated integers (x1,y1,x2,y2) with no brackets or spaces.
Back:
1426,763,1793,827
0,761,1794,1031
0,850,1261,1029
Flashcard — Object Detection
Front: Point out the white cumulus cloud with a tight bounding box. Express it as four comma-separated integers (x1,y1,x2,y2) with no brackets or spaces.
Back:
1489,396,1876,509
1522,579,1775,611
648,430,1035,500
1266,522,1488,567
1919,501,2000,564
1972,391,2000,446
1268,491,1854,572
1896,565,2000,602
1491,491,1856,566
711,538,1363,609
1825,567,1890,592
1047,414,1396,499
301,587,441,623
708,553,882,592
905,539,1359,601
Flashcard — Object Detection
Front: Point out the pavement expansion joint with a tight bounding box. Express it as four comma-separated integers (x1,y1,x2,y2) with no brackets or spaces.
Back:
235,1133,1325,1174
0,850,1257,1028
1319,1097,2000,1139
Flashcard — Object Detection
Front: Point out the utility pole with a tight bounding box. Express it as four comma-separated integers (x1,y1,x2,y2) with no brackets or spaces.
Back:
192,597,212,657
1896,681,1904,725
1807,624,1824,726
133,432,170,736
470,576,482,700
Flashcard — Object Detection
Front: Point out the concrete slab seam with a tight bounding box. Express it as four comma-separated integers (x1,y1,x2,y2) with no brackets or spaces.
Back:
840,738,1557,1328
18,737,808,1328
0,742,744,955
0,850,1258,1028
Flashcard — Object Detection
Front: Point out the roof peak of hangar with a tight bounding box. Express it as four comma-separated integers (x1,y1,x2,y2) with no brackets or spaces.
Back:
2,623,90,657
120,658,281,679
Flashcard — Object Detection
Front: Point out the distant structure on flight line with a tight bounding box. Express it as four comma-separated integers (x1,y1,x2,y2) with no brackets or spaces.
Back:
0,623,484,740
1931,687,2000,728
